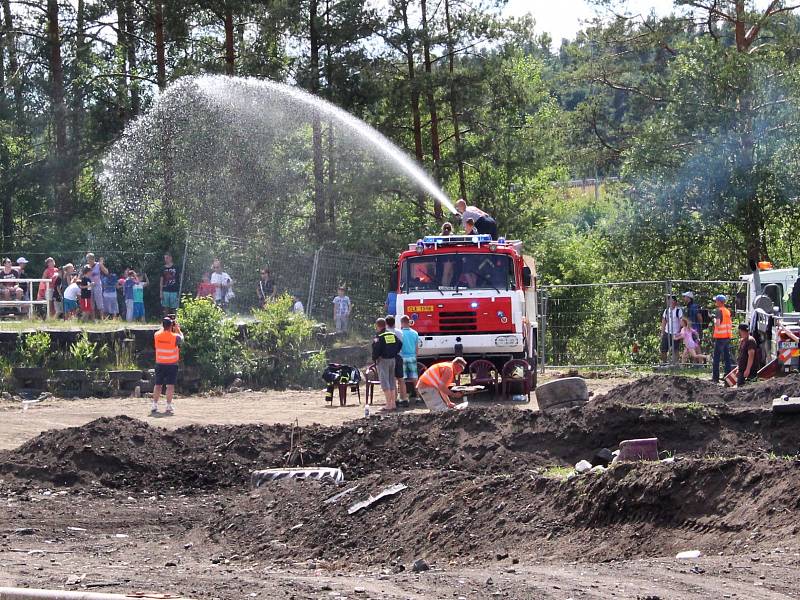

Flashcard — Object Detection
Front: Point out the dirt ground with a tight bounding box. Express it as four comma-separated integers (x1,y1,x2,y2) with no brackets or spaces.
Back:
2,373,800,599
0,373,629,452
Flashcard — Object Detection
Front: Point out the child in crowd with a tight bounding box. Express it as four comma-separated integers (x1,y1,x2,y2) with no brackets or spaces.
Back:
62,270,81,320
102,271,121,319
675,316,708,364
79,266,93,321
132,271,148,322
196,272,215,299
332,286,351,334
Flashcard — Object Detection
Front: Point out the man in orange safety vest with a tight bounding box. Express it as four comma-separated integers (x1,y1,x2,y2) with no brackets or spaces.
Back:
711,294,733,384
415,357,466,412
151,316,184,415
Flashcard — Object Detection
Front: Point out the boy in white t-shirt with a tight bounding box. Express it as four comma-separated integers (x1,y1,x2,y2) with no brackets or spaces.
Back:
63,280,81,319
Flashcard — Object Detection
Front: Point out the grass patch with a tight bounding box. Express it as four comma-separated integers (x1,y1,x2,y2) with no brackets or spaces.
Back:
619,401,713,417
540,465,574,480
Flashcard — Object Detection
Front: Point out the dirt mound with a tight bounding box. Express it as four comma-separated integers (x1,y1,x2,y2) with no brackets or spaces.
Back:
213,457,800,565
0,415,294,488
591,373,800,408
3,399,800,490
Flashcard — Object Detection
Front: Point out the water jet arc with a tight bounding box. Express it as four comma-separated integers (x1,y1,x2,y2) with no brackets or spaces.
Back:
193,75,458,216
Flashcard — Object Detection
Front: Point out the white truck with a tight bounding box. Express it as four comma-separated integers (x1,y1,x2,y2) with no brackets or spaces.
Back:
740,262,800,375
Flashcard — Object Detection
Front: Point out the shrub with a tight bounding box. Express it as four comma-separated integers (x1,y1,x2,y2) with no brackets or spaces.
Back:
177,296,247,386
248,294,326,388
68,333,107,370
18,331,52,367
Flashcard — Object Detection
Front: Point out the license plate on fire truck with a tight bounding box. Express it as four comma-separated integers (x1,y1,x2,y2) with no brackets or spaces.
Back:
406,305,434,313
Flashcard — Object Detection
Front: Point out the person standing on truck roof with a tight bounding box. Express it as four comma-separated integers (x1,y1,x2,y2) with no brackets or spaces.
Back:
372,318,402,412
736,323,760,387
711,294,734,384
416,357,466,412
455,199,498,239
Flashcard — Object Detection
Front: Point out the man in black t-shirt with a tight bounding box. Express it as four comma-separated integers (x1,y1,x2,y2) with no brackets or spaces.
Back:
160,253,180,317
0,258,23,301
736,323,760,386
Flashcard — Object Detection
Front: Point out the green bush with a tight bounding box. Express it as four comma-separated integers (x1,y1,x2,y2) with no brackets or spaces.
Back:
177,296,247,386
18,331,52,367
248,294,326,388
68,333,107,370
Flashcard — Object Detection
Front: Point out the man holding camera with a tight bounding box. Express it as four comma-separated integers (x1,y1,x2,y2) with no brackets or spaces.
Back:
151,316,184,415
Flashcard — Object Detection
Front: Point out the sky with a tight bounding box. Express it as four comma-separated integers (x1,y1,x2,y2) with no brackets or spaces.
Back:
504,0,778,44
503,0,676,43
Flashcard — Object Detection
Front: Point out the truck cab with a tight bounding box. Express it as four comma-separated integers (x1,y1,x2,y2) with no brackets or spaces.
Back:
394,235,537,370
741,263,800,373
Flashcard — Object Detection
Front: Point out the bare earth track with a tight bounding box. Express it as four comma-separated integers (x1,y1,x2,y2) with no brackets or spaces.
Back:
2,374,800,598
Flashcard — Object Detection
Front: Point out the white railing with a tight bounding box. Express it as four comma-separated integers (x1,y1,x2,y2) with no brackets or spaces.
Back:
0,278,51,319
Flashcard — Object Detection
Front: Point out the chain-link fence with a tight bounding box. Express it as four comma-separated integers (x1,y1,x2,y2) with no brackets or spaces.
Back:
182,232,392,333
537,279,747,369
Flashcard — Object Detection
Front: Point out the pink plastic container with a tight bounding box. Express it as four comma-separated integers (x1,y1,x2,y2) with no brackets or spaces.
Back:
617,437,659,461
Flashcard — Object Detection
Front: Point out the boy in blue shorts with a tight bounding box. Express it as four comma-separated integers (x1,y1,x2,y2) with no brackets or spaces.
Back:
399,314,420,407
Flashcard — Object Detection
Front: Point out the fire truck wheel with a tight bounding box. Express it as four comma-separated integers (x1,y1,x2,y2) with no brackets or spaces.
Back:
535,377,588,412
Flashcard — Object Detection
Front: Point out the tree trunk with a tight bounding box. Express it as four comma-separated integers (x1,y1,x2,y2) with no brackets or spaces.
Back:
125,0,140,115
116,0,128,121
327,121,335,230
46,0,70,220
2,0,21,124
154,0,166,89
421,0,442,219
224,4,235,75
72,0,86,147
309,0,325,240
1,145,11,248
445,0,466,201
400,1,426,216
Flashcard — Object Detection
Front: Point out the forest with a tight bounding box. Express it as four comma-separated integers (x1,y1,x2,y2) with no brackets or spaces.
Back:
2,0,800,293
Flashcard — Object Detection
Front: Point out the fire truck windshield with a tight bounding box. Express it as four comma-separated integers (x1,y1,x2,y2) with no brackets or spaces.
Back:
400,254,515,292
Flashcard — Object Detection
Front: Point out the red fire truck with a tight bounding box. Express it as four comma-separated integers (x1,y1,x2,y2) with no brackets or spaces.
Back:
393,234,538,376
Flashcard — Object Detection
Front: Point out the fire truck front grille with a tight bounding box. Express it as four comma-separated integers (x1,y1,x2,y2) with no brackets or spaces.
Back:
439,311,478,332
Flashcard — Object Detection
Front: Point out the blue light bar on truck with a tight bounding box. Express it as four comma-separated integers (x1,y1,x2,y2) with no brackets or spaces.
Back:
422,234,492,246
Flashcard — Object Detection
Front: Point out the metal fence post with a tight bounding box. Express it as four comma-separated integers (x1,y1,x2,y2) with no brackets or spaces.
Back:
539,290,548,374
307,248,321,317
666,279,675,368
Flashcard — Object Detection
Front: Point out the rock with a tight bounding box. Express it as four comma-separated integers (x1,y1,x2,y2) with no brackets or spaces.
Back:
165,561,177,567
511,558,519,564
486,577,494,586
589,465,606,474
676,550,702,559
65,575,81,585
535,377,589,412
183,542,193,549
495,551,509,561
592,448,613,467
575,460,592,474
411,558,429,573
14,527,35,535
354,588,366,594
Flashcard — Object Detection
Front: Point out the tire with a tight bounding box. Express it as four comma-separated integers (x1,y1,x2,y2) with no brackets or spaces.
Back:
535,377,588,412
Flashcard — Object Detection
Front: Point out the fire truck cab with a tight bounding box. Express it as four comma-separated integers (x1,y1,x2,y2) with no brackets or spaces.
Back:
393,234,538,373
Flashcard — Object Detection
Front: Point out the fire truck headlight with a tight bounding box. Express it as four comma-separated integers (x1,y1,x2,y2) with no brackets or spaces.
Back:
470,301,478,309
495,334,518,346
